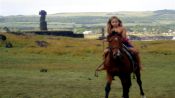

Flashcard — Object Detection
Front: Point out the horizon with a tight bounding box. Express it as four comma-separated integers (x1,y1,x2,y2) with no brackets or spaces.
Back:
0,9,175,16
0,0,175,16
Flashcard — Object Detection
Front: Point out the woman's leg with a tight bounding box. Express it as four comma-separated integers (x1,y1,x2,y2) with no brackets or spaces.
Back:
96,48,110,71
104,48,110,58
129,48,143,70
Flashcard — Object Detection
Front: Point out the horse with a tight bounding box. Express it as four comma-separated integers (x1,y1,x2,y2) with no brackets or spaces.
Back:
95,33,146,98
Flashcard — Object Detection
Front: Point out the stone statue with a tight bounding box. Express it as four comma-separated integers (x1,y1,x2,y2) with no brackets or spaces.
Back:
39,10,47,30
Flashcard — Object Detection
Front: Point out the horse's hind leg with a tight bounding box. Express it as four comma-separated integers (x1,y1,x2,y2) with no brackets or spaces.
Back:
135,70,145,97
105,74,113,98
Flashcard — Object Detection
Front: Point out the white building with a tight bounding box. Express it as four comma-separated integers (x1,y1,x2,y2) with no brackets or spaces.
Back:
172,36,175,40
83,31,93,34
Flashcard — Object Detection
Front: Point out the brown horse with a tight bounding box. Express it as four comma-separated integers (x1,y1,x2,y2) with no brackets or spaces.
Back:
95,33,146,98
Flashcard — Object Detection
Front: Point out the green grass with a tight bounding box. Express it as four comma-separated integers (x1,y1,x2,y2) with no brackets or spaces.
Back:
0,33,175,98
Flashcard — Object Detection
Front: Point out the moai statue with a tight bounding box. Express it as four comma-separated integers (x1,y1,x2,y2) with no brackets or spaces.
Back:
101,27,105,39
101,27,105,37
39,10,47,31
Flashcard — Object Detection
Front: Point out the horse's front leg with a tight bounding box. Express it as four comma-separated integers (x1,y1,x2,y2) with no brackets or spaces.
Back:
105,73,113,98
119,74,131,98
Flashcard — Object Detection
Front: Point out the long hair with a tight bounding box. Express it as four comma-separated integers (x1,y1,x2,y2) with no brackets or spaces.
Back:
107,16,122,34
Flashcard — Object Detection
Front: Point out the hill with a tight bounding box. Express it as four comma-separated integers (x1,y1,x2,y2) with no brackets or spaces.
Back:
0,9,175,34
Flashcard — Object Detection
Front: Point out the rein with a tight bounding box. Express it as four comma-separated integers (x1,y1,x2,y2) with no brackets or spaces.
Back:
95,35,122,77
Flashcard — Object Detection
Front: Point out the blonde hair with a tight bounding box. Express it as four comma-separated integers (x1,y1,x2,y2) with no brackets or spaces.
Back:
107,16,122,34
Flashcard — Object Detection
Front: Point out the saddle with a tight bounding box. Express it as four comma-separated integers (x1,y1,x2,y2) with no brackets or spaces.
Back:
122,44,138,71
104,44,137,69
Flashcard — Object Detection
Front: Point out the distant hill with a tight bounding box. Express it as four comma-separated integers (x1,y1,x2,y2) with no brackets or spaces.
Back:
0,9,175,33
0,9,174,23
154,9,175,14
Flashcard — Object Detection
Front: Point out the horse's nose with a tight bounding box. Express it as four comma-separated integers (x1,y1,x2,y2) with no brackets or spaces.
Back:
113,53,118,59
113,54,117,58
113,50,121,59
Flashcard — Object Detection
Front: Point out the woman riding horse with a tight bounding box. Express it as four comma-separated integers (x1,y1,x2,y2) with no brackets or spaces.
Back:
95,16,146,98
104,16,143,70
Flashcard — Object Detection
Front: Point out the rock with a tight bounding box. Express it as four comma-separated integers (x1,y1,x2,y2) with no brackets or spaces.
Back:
0,34,6,41
141,44,148,48
40,68,48,72
88,78,92,80
96,44,102,46
5,42,13,48
35,40,48,47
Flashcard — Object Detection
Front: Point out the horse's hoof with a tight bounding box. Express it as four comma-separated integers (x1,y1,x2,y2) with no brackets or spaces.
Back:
141,95,146,98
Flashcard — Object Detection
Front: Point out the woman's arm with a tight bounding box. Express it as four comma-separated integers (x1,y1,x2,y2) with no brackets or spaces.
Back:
122,27,127,39
122,27,134,46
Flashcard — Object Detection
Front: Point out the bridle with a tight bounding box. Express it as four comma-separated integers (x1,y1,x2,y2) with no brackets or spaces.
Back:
108,35,122,58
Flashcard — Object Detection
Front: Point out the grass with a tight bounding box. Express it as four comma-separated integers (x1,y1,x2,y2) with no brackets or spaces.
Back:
0,32,175,98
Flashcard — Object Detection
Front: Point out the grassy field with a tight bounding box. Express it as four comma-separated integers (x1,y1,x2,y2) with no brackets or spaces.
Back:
0,32,175,98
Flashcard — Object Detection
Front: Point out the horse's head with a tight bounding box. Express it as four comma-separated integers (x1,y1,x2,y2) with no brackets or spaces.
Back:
108,34,122,59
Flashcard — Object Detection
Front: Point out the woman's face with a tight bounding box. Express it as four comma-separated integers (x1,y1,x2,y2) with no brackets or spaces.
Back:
111,18,119,27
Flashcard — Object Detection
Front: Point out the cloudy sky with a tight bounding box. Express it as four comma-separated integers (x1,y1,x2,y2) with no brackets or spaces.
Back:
0,0,175,16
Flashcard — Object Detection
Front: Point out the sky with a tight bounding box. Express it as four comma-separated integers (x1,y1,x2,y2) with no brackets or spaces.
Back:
0,0,175,16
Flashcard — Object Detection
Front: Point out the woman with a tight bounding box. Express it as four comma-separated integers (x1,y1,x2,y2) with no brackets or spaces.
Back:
103,16,143,70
